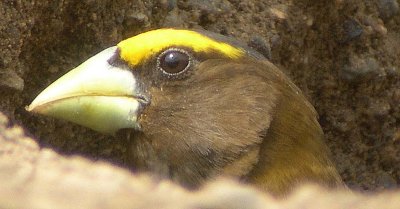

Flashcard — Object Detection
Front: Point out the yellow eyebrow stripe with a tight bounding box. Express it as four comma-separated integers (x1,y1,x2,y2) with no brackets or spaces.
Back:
117,29,244,67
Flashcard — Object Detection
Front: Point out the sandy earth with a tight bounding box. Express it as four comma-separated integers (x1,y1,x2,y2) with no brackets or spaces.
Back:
0,0,399,196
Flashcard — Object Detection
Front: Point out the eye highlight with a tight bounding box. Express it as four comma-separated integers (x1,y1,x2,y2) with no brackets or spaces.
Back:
157,48,192,76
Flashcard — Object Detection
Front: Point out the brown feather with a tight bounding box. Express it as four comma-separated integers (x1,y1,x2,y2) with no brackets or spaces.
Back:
125,57,343,195
246,61,344,196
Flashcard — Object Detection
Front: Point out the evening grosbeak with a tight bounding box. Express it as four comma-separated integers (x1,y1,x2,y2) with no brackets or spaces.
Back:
27,28,344,196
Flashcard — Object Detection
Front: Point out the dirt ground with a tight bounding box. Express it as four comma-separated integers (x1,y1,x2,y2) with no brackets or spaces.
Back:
0,0,399,193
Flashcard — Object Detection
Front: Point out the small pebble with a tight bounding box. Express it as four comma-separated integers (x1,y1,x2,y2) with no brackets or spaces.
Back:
306,17,314,27
124,12,149,27
378,0,399,21
270,34,281,48
162,10,185,27
385,66,399,77
48,65,60,73
270,8,287,20
159,0,177,11
91,13,97,21
187,0,232,15
340,56,383,82
247,36,272,60
369,100,391,118
0,69,24,91
340,19,363,43
375,23,388,36
361,16,388,36
377,172,397,189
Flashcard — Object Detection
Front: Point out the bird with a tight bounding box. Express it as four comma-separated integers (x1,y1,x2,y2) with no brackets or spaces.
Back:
27,28,344,196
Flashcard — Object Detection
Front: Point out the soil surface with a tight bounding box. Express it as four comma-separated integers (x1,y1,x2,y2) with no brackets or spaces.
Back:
1,0,399,192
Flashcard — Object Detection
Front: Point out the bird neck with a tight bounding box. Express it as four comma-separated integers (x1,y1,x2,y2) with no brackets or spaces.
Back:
247,83,344,197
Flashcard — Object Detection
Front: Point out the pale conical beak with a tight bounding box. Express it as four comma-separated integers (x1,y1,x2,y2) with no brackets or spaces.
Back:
27,46,144,134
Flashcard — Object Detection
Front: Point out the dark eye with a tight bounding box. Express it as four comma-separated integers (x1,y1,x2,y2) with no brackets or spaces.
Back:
157,48,191,76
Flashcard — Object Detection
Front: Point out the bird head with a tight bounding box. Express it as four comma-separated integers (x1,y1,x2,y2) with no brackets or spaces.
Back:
27,28,343,195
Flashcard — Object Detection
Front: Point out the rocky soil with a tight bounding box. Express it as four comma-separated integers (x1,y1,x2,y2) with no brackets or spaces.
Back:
1,0,399,193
